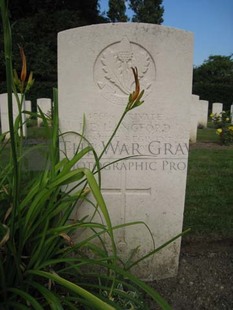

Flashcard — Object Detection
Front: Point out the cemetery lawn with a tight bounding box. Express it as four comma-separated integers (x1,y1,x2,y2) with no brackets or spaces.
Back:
152,137,233,310
196,127,218,142
184,146,233,239
184,127,233,239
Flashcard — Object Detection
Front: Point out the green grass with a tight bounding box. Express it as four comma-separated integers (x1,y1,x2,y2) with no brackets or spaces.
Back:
184,128,233,239
27,124,52,139
197,127,219,142
27,126,49,139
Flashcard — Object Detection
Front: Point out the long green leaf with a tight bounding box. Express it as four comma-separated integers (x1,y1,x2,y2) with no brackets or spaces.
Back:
52,88,59,168
49,169,85,187
81,168,116,256
8,288,44,309
3,302,29,310
126,228,191,270
1,0,19,242
28,270,115,310
28,219,49,269
71,260,171,310
61,146,93,174
0,223,10,247
28,281,63,310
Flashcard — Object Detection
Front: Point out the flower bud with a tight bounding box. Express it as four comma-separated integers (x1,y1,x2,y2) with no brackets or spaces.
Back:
19,47,27,82
126,67,144,112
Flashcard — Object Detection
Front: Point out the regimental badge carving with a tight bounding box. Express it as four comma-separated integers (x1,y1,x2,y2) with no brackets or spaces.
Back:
94,36,156,105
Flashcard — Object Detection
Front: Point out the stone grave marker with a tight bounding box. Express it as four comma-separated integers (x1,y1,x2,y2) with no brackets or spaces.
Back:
58,23,193,280
198,100,209,128
231,104,233,124
25,100,31,112
190,95,199,143
37,98,52,126
24,100,32,121
212,102,223,115
0,93,27,137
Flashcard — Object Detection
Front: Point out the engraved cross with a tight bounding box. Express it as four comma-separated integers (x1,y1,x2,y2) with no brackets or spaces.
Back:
101,170,151,242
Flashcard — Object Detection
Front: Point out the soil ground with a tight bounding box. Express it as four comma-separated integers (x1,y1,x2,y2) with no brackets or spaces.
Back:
149,237,233,309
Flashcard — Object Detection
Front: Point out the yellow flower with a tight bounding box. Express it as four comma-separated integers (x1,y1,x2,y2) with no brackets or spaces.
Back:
228,126,233,131
216,128,222,135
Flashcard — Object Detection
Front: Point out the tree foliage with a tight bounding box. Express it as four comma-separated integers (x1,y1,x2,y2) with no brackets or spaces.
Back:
193,55,233,110
129,0,164,24
9,0,101,23
107,0,128,22
0,1,107,104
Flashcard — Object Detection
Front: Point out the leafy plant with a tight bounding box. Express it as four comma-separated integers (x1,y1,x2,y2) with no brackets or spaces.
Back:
0,1,183,309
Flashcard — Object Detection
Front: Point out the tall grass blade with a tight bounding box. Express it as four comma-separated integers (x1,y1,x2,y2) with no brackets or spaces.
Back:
27,281,63,310
8,288,44,309
28,270,115,310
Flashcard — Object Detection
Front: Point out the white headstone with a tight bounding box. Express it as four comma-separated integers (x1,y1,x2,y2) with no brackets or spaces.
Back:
37,98,52,126
212,102,223,115
25,100,31,119
25,100,31,112
231,104,233,124
198,100,209,128
58,23,193,280
190,95,199,143
0,93,27,137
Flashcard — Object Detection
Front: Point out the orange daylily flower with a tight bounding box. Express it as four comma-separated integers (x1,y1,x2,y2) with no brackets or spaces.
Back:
19,46,27,82
126,67,144,111
131,67,140,102
13,47,34,93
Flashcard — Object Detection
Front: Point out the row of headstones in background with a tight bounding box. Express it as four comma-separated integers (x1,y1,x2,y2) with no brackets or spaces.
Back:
0,94,229,144
189,95,209,143
0,95,52,136
212,102,223,115
189,95,199,143
211,102,233,124
36,98,52,127
0,93,27,137
24,98,52,127
190,99,233,143
0,92,207,143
